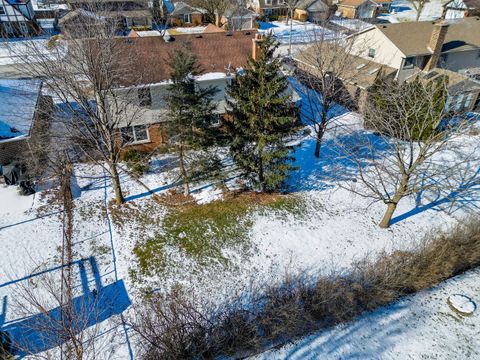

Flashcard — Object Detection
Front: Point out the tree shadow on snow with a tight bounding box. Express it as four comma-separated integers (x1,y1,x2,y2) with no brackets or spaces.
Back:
0,256,130,358
279,302,408,359
287,132,390,192
390,165,480,225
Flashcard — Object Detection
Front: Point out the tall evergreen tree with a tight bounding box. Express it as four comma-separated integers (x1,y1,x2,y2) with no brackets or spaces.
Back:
165,45,218,195
225,36,299,193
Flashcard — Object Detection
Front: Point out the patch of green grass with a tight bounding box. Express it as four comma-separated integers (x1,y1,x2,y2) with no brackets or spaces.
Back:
132,193,306,278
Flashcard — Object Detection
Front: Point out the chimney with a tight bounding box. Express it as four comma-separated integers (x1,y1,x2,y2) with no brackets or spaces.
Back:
424,20,449,71
252,33,264,61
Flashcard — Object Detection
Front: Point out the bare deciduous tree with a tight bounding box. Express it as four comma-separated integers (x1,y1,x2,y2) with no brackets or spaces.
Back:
294,32,368,158
187,0,229,26
10,3,146,204
409,0,430,21
339,77,480,228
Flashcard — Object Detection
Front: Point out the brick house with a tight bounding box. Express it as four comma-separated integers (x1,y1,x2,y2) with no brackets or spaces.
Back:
0,79,52,166
110,31,260,154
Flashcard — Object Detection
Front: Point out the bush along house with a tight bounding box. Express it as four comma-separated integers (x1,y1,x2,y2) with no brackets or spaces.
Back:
0,0,41,37
110,31,299,156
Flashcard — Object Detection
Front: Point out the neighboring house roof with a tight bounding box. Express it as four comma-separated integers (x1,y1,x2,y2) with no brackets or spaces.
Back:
406,68,480,94
116,30,257,86
444,0,480,9
295,43,397,89
129,29,163,37
375,17,480,56
203,23,225,33
166,24,224,35
296,0,330,11
338,0,376,8
223,6,257,17
170,1,206,16
0,79,42,141
58,8,105,24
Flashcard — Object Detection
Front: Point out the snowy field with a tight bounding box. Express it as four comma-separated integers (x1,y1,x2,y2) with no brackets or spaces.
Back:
1,86,479,357
378,0,446,23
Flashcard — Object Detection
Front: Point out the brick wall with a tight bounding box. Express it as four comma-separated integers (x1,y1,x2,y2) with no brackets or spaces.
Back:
116,123,169,158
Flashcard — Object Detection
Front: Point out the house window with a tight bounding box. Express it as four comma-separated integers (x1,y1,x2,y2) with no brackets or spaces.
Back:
138,87,152,107
121,124,150,144
265,0,272,5
183,13,192,23
0,6,5,15
3,22,13,34
19,22,28,34
403,57,415,69
368,48,376,58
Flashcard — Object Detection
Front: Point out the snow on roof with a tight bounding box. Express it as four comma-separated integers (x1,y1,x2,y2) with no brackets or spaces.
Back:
31,0,68,11
330,18,375,32
0,39,66,66
0,79,42,141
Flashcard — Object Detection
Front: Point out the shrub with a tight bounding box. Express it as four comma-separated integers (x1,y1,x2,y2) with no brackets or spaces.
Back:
123,149,150,175
131,218,480,359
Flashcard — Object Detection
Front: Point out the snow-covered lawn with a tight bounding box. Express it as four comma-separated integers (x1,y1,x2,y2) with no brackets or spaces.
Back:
1,106,479,357
378,0,446,23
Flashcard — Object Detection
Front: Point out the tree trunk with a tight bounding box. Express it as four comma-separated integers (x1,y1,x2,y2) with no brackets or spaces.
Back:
258,145,265,191
179,144,190,196
110,162,124,204
379,202,397,228
314,127,324,158
288,9,293,56
215,12,220,27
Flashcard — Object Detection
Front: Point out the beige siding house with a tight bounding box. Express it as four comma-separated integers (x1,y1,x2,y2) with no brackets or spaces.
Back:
349,17,480,82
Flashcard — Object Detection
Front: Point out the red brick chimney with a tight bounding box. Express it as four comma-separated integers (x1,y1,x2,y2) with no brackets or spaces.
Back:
252,33,264,61
424,20,450,71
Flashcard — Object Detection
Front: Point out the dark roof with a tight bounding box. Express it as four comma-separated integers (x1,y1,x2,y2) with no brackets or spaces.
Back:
117,30,257,86
296,0,329,10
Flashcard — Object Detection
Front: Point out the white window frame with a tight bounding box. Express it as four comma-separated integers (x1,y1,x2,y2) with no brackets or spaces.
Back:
121,124,151,145
0,6,5,15
265,0,273,6
367,48,376,58
183,13,192,23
